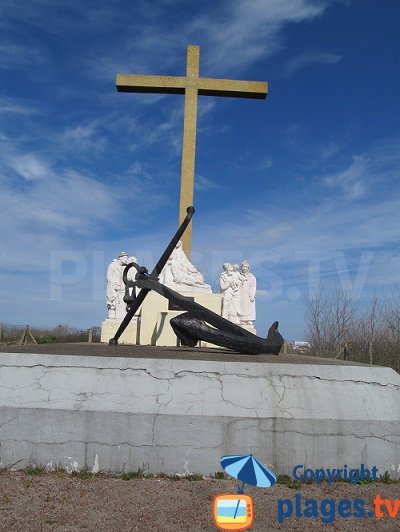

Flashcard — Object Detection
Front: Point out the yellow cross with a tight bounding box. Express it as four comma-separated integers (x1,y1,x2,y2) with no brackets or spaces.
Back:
116,45,268,258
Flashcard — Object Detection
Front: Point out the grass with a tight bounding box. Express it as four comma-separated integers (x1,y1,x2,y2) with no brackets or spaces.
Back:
158,472,181,481
211,471,226,480
379,471,394,483
121,467,149,481
121,467,203,481
357,473,374,485
275,471,400,488
71,469,96,480
14,465,398,485
185,473,203,481
24,465,46,476
150,472,203,481
70,466,108,480
19,463,205,481
276,474,302,490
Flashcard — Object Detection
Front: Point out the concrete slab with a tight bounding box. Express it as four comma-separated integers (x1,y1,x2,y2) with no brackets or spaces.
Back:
0,342,372,365
0,347,398,478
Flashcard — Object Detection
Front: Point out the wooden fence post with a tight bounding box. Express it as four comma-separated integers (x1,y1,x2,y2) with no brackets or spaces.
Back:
19,325,37,345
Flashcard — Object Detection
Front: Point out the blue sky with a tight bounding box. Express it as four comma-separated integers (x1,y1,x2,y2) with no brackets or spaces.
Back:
1,0,399,340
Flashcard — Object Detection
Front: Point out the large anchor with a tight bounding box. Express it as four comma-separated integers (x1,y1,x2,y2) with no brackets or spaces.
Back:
110,207,283,355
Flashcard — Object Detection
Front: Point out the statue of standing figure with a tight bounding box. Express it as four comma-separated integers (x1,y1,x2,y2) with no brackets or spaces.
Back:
238,260,256,325
219,263,241,323
219,260,256,326
106,251,129,320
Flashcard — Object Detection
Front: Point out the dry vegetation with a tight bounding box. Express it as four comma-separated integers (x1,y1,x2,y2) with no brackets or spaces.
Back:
304,285,400,373
0,323,100,345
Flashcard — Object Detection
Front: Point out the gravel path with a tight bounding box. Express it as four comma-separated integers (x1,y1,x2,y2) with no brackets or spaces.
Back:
0,472,399,531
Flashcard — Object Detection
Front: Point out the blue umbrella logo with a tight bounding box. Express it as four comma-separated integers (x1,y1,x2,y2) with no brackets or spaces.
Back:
221,454,276,493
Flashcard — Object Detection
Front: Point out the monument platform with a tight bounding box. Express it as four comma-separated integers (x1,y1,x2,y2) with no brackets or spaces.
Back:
0,342,366,363
0,344,399,478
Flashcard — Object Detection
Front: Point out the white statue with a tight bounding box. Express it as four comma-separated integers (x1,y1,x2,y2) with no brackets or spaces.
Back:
106,251,129,320
159,241,211,293
219,263,241,324
238,260,256,326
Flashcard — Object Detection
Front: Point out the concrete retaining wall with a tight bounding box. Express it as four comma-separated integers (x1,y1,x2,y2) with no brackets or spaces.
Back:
0,353,399,477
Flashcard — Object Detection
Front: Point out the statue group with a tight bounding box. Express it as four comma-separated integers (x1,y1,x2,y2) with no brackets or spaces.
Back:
106,242,211,320
219,261,256,327
106,248,257,328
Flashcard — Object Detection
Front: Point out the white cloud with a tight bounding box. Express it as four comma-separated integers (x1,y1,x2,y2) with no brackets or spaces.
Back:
195,174,220,191
190,0,331,73
62,122,107,154
319,140,340,160
257,158,273,170
0,97,40,115
192,138,400,294
85,0,337,81
282,51,342,77
0,144,167,273
323,155,369,200
0,43,48,69
322,141,400,201
10,153,53,182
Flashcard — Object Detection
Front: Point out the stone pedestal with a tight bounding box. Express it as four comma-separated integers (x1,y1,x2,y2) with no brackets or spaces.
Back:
139,292,168,345
139,292,222,347
199,338,221,349
241,324,257,335
155,311,184,347
100,319,139,345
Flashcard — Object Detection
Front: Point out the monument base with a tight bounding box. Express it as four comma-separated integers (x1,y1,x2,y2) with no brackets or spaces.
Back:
131,291,222,346
241,324,256,335
100,319,139,345
1,350,399,477
155,311,183,347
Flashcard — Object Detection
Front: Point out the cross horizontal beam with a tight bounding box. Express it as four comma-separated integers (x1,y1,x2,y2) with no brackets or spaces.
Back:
198,78,267,99
116,74,187,94
116,74,268,99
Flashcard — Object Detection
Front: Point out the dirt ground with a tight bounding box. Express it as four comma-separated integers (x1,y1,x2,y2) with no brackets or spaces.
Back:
0,471,399,531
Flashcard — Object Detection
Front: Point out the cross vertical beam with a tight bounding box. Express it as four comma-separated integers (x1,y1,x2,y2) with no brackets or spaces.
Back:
179,46,199,255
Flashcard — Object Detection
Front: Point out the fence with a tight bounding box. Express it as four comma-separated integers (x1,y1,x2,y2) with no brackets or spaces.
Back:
0,324,101,345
